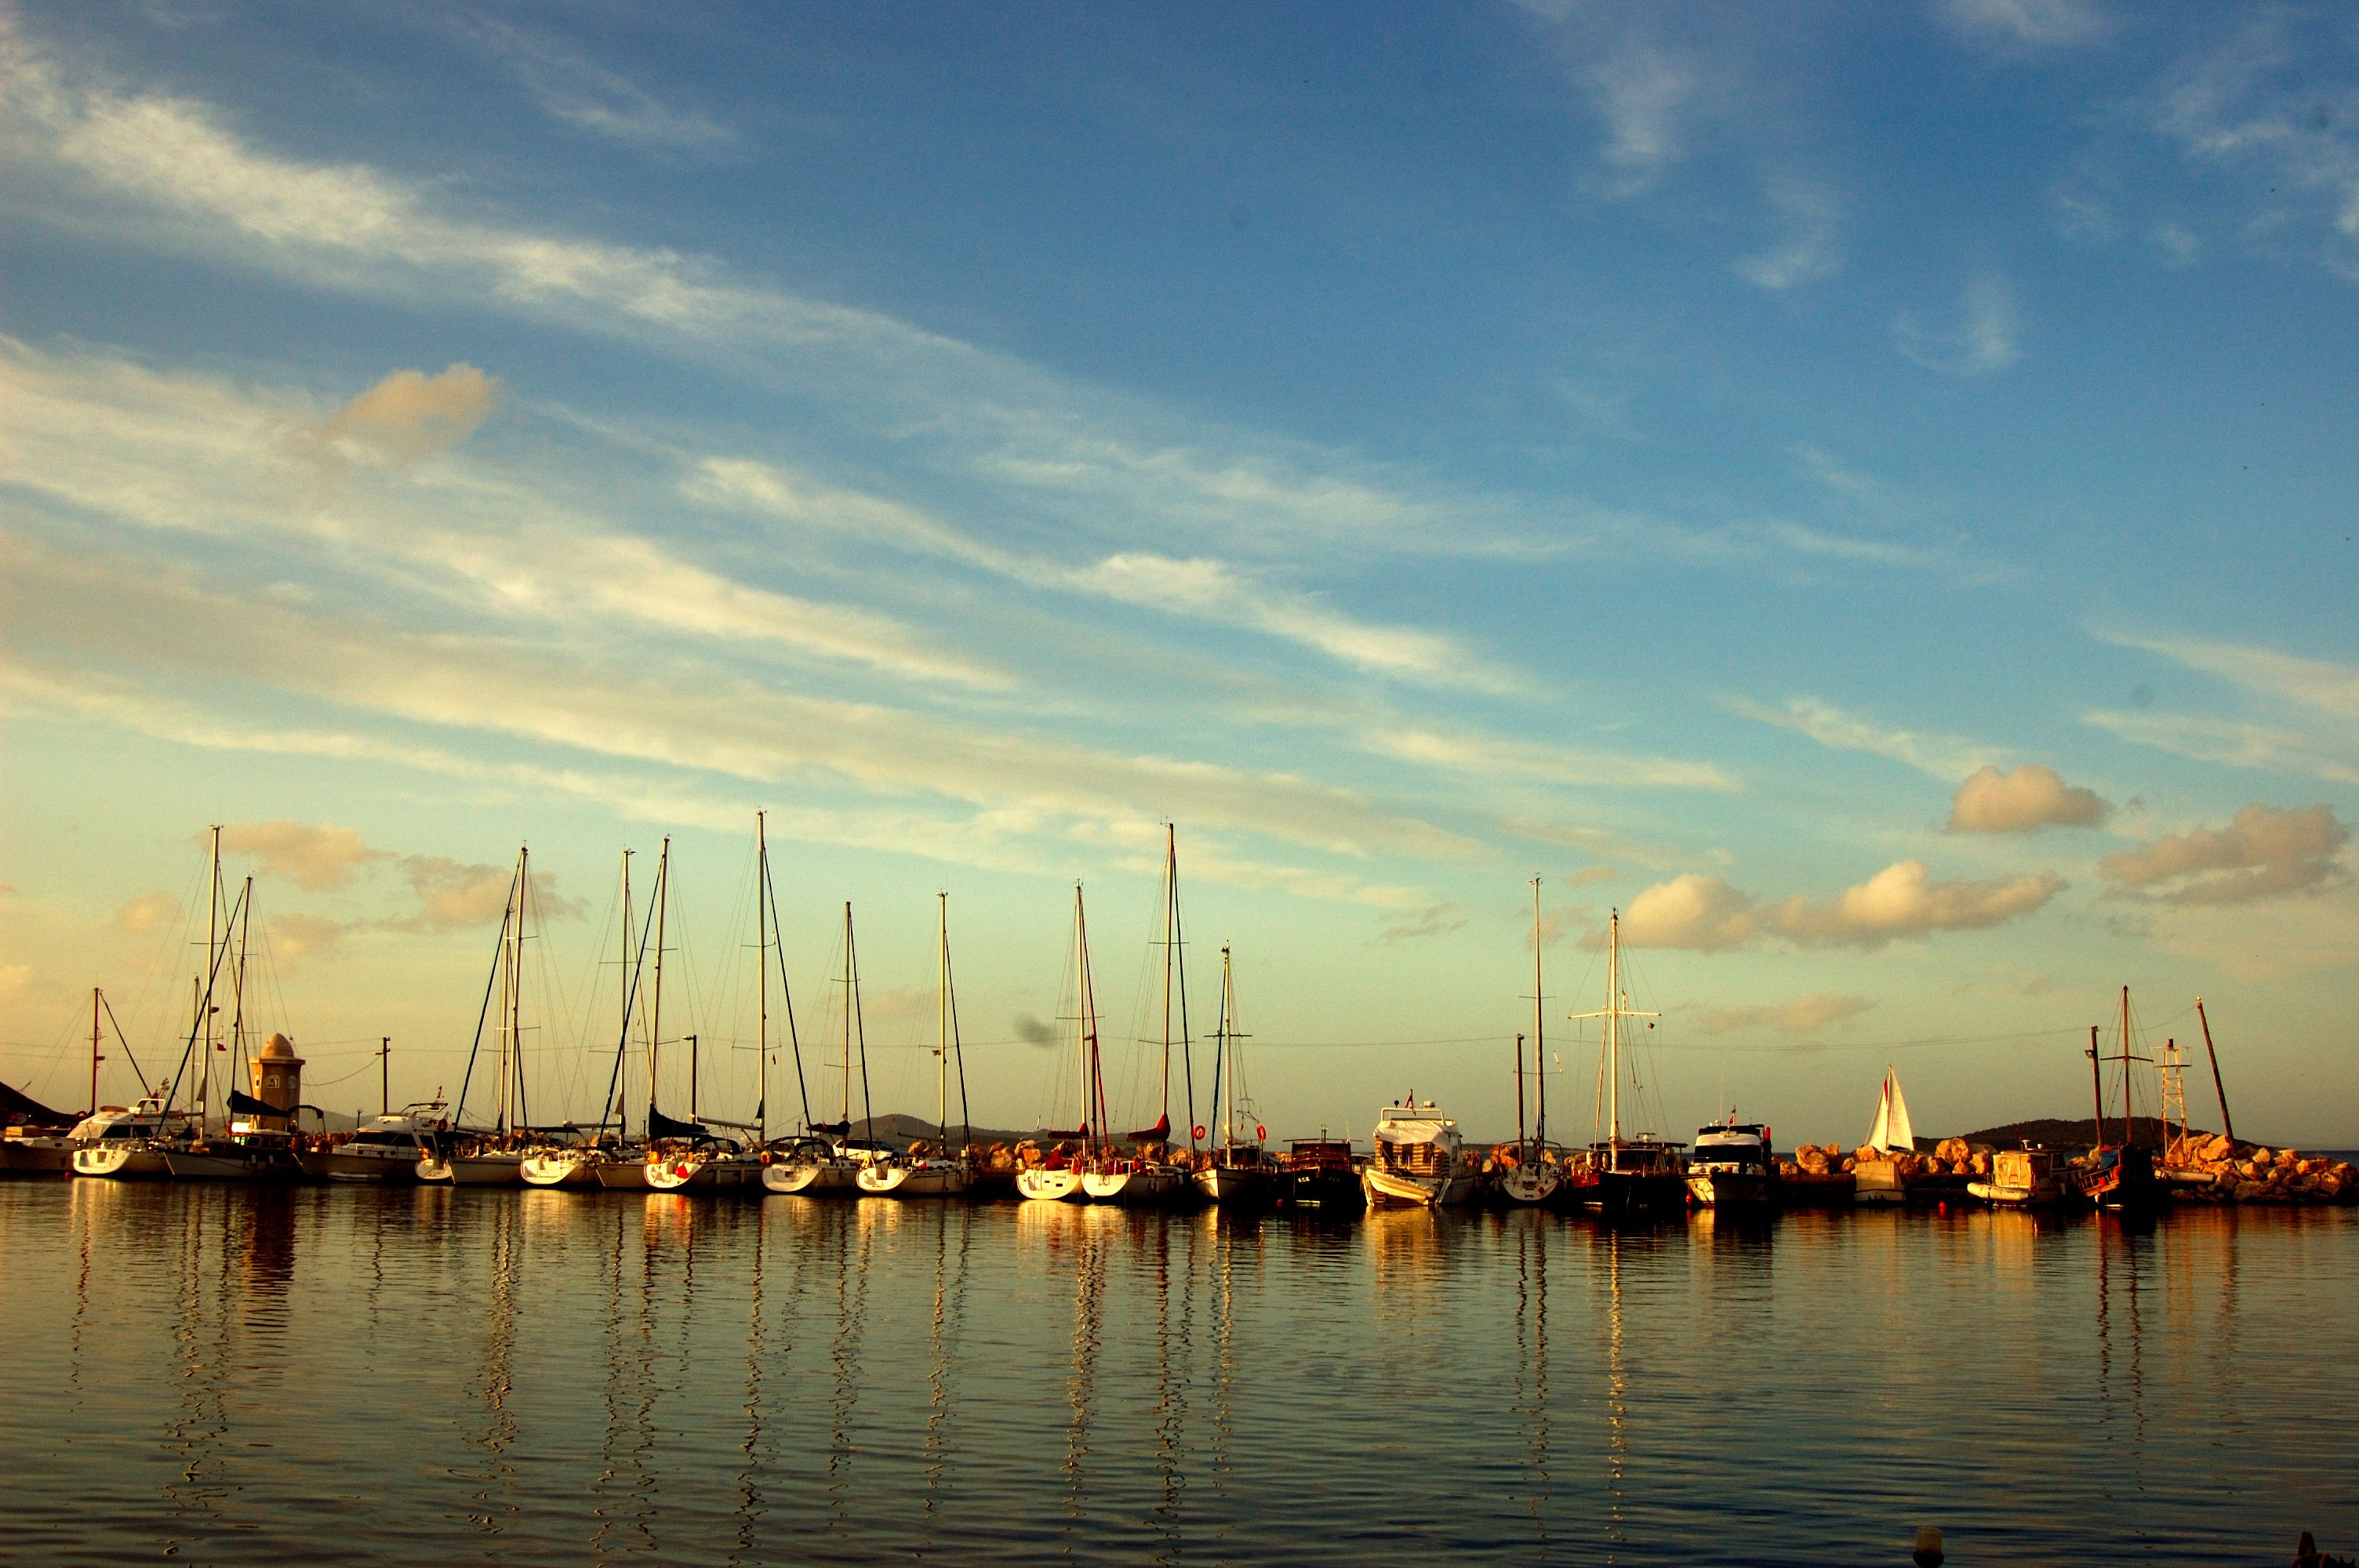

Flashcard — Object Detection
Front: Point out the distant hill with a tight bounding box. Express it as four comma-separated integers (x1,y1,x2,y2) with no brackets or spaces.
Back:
2,1080,72,1127
835,1112,1187,1149
1951,1116,2211,1153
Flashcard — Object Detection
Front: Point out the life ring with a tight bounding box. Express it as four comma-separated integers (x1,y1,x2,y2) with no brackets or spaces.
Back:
1256,1123,1267,1141
1193,1124,1208,1141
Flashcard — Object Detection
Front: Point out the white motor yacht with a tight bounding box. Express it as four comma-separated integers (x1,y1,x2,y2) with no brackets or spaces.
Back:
1361,1095,1481,1208
1686,1119,1779,1208
68,1098,194,1179
298,1107,449,1184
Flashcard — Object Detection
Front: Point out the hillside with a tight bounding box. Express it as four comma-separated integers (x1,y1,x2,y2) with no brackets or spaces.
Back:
1950,1116,2209,1153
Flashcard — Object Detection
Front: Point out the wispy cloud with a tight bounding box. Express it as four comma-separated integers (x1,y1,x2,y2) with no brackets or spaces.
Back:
2090,630,2359,785
467,18,738,154
1698,992,1875,1036
1733,174,1844,291
1359,727,1738,793
1725,695,1997,780
1896,274,2022,376
1938,0,2113,51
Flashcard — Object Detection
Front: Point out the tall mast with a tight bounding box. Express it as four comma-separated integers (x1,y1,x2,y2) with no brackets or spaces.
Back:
617,849,632,1131
936,891,951,1145
847,904,873,1140
1531,877,1546,1149
650,837,670,1127
89,986,103,1118
841,902,853,1125
1569,909,1653,1174
380,1036,391,1119
1222,945,1235,1146
202,824,221,1130
1160,825,1176,1135
2088,1024,2105,1149
1074,885,1089,1145
756,813,769,1146
502,844,529,1139
231,874,253,1087
2195,996,2235,1145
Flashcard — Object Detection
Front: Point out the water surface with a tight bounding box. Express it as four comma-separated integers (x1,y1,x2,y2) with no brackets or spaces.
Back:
3,1182,2352,1565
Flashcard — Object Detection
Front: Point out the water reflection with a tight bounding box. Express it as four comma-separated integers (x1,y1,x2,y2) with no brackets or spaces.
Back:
3,1188,2355,1566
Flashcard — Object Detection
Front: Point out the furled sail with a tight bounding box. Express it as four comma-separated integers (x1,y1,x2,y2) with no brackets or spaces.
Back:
647,1105,712,1142
227,1087,293,1119
1127,1112,1171,1143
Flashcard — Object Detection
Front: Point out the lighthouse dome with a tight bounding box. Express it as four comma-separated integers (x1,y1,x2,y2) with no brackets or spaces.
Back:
260,1033,300,1062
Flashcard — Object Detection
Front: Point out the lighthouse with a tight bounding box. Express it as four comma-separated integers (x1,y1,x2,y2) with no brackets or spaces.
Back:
252,1033,304,1132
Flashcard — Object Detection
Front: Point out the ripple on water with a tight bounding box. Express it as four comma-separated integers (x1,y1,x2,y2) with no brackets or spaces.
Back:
2,1185,2354,1564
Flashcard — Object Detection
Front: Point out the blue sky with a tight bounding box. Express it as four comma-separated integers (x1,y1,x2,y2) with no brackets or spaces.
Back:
2,0,2354,1147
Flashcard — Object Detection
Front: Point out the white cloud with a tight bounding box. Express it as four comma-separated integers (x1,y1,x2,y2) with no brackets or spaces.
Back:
304,364,499,470
114,891,178,933
1361,727,1737,793
2085,709,2359,787
1606,859,2063,951
1733,175,1844,291
2104,632,2359,720
1698,993,1875,1036
2099,803,2349,906
2090,631,2359,785
1896,274,2022,376
1725,695,1997,780
1946,764,2111,832
1587,45,1698,196
1939,0,2112,49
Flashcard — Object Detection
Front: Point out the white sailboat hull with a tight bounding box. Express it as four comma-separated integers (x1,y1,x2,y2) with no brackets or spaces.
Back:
645,1153,757,1191
856,1161,973,1197
1498,1163,1562,1206
520,1150,597,1188
445,1152,527,1186
1362,1167,1479,1208
762,1158,860,1195
1192,1163,1278,1204
1016,1167,1086,1202
1081,1166,1184,1204
73,1143,175,1179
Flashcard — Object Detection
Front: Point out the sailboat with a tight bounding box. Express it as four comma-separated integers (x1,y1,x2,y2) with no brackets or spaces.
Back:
445,847,536,1186
1016,884,1103,1203
1853,1065,1914,1206
1081,825,1192,1206
75,829,227,1179
2073,985,2165,1212
761,902,878,1196
525,849,642,1188
1499,877,1565,1208
1193,944,1277,1204
859,893,977,1197
594,837,684,1191
1570,909,1686,1217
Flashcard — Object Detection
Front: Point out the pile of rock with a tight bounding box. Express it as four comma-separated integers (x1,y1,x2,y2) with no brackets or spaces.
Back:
1777,1141,1990,1181
2165,1135,2355,1204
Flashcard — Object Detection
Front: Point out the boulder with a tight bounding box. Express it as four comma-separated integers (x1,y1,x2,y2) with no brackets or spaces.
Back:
2234,1181,2271,1203
1936,1138,1972,1165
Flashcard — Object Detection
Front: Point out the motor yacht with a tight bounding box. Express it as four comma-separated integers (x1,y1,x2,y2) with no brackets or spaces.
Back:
1686,1119,1779,1208
1361,1095,1481,1208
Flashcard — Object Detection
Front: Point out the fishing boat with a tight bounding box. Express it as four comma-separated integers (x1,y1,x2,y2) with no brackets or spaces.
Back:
762,900,878,1197
1193,944,1278,1206
1968,1144,2063,1207
1017,885,1106,1204
1278,1135,1363,1213
1686,1117,1779,1208
1361,1094,1481,1207
446,847,538,1188
1571,910,1686,1217
860,893,977,1199
2072,987,2165,1213
1499,877,1565,1208
300,1105,452,1183
1083,826,1195,1207
1854,1065,1914,1205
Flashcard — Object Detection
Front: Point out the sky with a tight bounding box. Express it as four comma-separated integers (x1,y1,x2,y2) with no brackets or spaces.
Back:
1,0,2354,1149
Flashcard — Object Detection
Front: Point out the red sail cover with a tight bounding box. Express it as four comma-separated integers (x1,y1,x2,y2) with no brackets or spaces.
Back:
1041,1124,1091,1140
1127,1112,1171,1142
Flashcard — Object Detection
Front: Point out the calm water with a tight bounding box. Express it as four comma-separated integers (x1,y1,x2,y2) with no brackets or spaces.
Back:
2,1183,2353,1566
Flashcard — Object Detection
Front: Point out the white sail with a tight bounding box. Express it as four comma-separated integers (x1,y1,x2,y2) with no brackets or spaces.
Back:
1865,1077,1890,1151
1884,1069,1915,1152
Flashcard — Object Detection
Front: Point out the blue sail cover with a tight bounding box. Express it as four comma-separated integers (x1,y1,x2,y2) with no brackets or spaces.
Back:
646,1105,712,1142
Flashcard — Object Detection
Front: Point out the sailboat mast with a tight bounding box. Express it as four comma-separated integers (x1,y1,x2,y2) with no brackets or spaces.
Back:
937,891,950,1144
616,849,632,1131
756,814,769,1146
1532,877,1545,1149
1608,909,1621,1158
510,845,530,1138
2088,1024,2105,1149
1160,826,1175,1136
841,902,853,1125
849,905,873,1141
1223,945,1236,1146
202,824,221,1129
650,838,671,1128
231,876,253,1072
2189,995,2226,1145
89,986,103,1118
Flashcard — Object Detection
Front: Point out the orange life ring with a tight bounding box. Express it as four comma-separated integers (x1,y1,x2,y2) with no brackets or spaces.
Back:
1256,1123,1267,1141
1193,1124,1208,1141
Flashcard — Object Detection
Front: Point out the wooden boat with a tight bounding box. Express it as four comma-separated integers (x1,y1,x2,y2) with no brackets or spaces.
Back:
1020,886,1111,1204
2073,987,2167,1212
1686,1118,1779,1208
1193,942,1278,1206
1362,1095,1481,1207
1968,1145,2063,1206
1278,1137,1363,1213
1570,911,1686,1216
1499,877,1565,1209
860,895,979,1199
